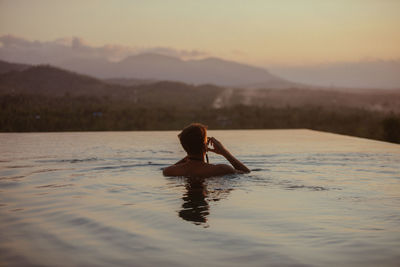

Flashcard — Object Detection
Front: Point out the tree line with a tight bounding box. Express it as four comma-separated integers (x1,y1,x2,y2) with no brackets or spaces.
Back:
1,94,399,144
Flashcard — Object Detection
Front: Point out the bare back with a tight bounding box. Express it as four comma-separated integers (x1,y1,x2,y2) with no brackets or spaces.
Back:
163,160,237,178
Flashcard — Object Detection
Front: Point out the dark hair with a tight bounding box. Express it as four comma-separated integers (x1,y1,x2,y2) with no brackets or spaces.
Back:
178,123,208,155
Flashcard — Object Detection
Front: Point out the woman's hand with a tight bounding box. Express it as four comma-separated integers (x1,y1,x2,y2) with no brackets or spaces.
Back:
207,137,228,156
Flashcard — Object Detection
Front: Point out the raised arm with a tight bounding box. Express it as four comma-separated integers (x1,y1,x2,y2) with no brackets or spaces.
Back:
207,137,250,173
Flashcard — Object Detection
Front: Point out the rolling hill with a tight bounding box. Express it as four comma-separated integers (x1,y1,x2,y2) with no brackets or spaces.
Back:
0,60,30,74
0,61,223,107
0,64,116,96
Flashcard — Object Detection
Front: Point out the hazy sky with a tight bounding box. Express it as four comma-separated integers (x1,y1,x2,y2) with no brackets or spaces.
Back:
1,0,399,66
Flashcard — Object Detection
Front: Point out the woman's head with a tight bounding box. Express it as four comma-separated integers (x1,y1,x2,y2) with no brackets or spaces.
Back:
178,123,208,156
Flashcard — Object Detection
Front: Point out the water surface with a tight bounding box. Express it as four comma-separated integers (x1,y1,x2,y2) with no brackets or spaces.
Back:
0,130,399,266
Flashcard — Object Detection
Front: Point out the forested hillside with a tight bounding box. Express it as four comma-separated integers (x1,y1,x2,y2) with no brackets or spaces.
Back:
1,61,399,143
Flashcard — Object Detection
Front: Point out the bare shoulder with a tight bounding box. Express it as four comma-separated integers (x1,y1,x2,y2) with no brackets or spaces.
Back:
163,165,182,176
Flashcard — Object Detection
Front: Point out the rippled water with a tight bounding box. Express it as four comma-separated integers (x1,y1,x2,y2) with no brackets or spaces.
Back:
0,130,399,266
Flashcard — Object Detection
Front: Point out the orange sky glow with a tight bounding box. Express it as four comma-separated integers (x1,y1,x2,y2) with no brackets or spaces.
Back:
1,0,399,66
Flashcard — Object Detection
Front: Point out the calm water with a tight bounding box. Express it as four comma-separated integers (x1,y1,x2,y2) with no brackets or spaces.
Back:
0,130,399,266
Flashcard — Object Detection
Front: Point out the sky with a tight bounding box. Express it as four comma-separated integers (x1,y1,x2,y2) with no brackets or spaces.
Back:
1,0,400,66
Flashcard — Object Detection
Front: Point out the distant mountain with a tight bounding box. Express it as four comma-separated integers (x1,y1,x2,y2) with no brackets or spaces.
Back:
58,53,299,88
270,60,400,89
2,36,399,89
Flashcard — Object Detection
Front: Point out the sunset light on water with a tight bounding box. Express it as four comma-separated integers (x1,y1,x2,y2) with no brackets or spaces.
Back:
1,130,399,266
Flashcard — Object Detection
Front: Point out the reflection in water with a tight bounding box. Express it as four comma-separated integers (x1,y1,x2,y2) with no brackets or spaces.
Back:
179,178,209,226
178,177,233,227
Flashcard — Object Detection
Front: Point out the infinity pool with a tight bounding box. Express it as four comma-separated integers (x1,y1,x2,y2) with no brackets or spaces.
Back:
0,130,399,266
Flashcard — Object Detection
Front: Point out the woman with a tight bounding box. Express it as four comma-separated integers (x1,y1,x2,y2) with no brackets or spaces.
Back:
163,123,250,177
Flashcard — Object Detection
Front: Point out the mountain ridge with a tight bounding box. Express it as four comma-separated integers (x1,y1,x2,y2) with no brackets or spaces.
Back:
57,53,299,88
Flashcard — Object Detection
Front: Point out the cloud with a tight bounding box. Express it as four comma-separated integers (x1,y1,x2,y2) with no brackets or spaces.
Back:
141,46,208,59
0,35,209,65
